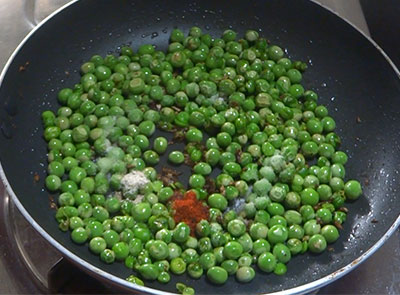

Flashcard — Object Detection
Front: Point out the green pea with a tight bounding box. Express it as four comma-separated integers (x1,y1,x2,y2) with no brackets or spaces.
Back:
267,202,285,216
187,262,203,279
112,242,129,260
126,275,144,286
257,252,276,273
86,220,103,238
153,137,168,154
189,174,205,189
249,222,268,240
149,240,169,260
304,220,321,236
236,266,255,283
223,241,243,260
157,271,170,284
100,249,115,264
269,185,286,202
131,202,151,222
193,162,212,176
284,210,303,225
287,238,303,255
238,253,253,267
220,259,238,275
316,208,333,224
170,257,186,275
186,128,203,142
321,224,340,243
207,266,228,285
138,263,159,280
300,188,319,206
48,161,65,177
168,151,185,164
267,224,288,244
223,162,242,177
308,234,327,253
208,193,228,211
45,175,61,191
71,227,88,244
332,151,348,164
344,180,362,200
273,243,291,263
89,237,107,254
173,222,190,243
198,252,215,270
274,262,287,275
227,219,246,237
143,150,160,166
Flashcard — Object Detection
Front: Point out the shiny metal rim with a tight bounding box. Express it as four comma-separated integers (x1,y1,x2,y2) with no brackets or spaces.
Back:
0,1,399,294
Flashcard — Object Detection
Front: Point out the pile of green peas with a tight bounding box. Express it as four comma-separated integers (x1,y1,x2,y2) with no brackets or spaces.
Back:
42,26,362,289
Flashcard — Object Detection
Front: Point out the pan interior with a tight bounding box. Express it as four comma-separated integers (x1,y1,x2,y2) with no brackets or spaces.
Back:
0,0,399,293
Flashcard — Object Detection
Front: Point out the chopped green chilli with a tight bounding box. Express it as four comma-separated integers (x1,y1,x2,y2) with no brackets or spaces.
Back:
42,27,362,291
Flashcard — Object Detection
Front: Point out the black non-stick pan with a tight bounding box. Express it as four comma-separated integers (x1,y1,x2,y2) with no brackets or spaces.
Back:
0,0,399,294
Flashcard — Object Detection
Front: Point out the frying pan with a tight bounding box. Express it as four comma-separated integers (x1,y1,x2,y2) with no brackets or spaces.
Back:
0,0,399,294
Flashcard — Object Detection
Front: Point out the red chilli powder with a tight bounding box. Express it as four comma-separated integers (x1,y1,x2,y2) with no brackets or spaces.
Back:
171,190,209,235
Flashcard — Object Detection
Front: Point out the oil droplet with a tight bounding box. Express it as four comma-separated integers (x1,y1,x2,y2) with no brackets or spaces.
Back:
1,122,12,139
4,100,17,117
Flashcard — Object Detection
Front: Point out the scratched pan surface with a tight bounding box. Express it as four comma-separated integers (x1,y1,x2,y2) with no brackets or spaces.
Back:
0,0,399,294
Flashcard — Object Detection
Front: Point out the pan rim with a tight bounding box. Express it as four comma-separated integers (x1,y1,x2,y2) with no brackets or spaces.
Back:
0,0,399,294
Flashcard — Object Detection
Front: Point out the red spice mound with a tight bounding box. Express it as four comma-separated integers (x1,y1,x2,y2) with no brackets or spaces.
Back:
171,190,209,235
